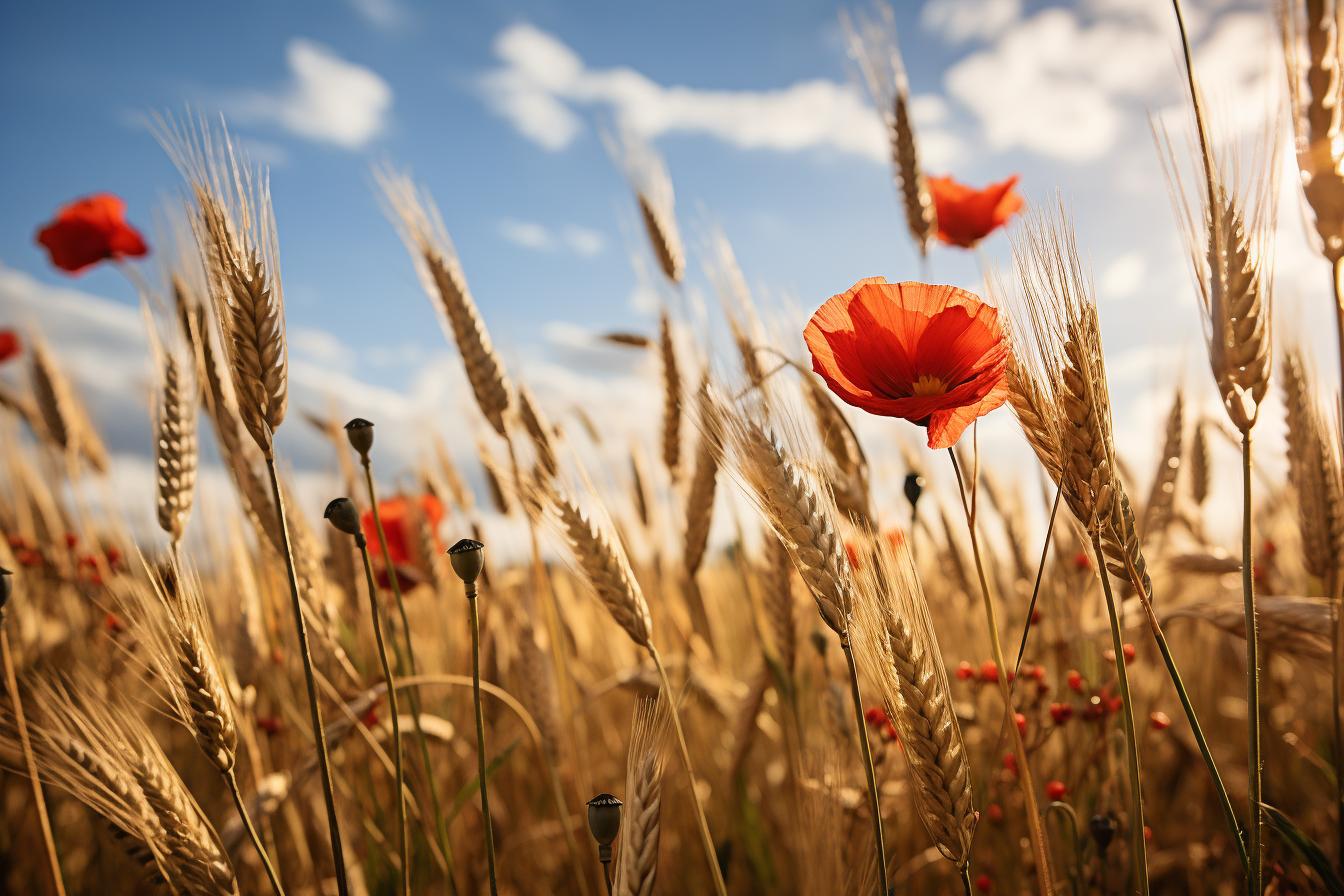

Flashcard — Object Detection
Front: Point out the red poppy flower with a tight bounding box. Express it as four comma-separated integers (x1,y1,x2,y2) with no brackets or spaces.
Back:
361,494,446,590
805,278,1010,450
35,193,148,274
0,330,20,364
927,175,1023,248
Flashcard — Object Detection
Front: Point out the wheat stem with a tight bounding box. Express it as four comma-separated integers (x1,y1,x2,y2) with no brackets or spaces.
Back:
354,535,409,896
649,647,729,896
224,768,287,896
1014,487,1062,675
1,620,66,896
1091,529,1149,894
1241,433,1263,893
949,449,1056,896
263,453,349,896
1334,257,1344,405
842,640,890,896
466,576,499,896
361,461,459,896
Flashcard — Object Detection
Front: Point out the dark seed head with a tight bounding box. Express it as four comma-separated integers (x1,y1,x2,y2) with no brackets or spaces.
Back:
586,793,623,847
344,417,374,458
1090,814,1116,850
324,498,363,537
447,539,485,584
903,472,925,510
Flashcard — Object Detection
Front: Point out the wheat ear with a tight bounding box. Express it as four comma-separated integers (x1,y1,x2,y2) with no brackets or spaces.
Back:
659,309,682,478
1281,348,1344,587
518,384,559,478
683,374,721,576
1140,389,1183,541
616,696,669,896
29,335,77,458
1190,419,1210,506
376,166,512,435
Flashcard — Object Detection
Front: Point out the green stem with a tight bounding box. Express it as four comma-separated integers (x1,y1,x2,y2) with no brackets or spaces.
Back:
650,647,730,896
1091,528,1149,895
467,581,499,896
225,767,288,896
357,537,410,896
842,640,890,896
263,454,349,896
1110,524,1249,876
949,449,1056,896
1241,433,1262,894
361,461,459,895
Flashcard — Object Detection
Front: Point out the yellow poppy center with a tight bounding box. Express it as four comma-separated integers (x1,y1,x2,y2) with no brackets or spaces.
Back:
912,374,948,397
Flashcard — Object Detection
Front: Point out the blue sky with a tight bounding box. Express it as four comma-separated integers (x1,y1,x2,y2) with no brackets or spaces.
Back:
0,0,1333,541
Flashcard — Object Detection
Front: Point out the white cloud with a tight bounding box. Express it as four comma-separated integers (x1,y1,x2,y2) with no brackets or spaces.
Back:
1099,251,1147,299
346,0,408,30
479,23,963,167
498,218,607,258
229,38,392,149
922,0,1022,43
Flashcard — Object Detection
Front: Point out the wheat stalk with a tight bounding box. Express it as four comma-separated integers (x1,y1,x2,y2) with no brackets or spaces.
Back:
377,166,513,435
850,533,976,867
615,696,668,896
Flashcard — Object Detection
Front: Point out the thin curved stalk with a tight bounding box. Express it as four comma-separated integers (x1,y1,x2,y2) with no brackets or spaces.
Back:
356,538,410,896
842,641,890,896
949,449,1056,896
650,647,729,896
1111,525,1248,875
263,454,349,896
361,461,458,895
1015,487,1063,675
467,580,499,896
1091,528,1149,894
1045,800,1083,896
225,768,287,896
1241,433,1263,894
1,623,65,896
1334,258,1344,418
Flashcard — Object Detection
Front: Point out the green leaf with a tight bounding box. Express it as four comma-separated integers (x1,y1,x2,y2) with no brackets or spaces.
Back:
1260,802,1343,896
447,736,522,825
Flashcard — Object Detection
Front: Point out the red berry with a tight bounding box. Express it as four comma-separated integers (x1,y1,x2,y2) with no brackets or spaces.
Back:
361,707,379,728
1263,539,1277,556
257,716,283,735
1045,780,1067,801
105,546,122,565
864,707,889,727
104,613,125,633
1037,679,1051,696
1073,551,1091,571
1122,643,1136,663
975,874,993,893
1050,703,1074,724
5,533,25,548
844,540,861,570
980,660,999,682
1067,670,1082,692
1084,696,1105,720
1253,564,1265,581
64,532,78,549
1150,711,1171,731
1030,664,1047,680
1003,753,1017,775
1143,825,1152,841
1005,667,1016,683
956,660,974,680
987,803,1003,822
1030,608,1042,624
17,548,42,567
1015,712,1027,736
271,647,285,665
883,721,898,742
1107,697,1124,714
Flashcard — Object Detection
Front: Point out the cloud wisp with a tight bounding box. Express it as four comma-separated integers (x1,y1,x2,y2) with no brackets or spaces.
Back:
229,38,393,149
478,23,960,167
498,218,607,257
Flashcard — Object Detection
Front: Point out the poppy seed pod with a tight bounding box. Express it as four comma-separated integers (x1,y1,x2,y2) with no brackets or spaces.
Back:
1090,814,1116,850
448,539,485,585
324,498,363,540
903,472,925,511
0,566,11,613
586,793,622,861
344,418,374,459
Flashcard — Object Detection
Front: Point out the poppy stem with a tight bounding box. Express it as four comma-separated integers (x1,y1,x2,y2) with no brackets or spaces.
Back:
224,767,288,896
842,639,890,896
1089,527,1149,895
465,575,500,896
948,448,1056,896
353,533,409,896
0,617,66,896
263,453,350,896
360,460,459,896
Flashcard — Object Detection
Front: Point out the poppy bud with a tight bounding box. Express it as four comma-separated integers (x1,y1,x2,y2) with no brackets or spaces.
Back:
986,803,1003,823
586,793,623,862
344,417,375,459
448,539,485,587
1045,780,1066,801
1150,711,1171,731
324,498,364,539
1066,670,1082,692
0,566,10,614
903,472,925,510
975,873,993,893
956,660,974,680
1090,814,1116,850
